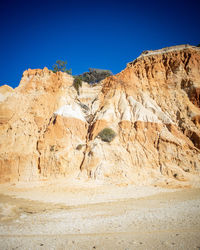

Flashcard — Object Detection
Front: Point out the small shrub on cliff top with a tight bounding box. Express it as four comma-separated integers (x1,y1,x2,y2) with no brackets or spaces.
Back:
76,68,112,84
52,60,72,74
98,128,116,142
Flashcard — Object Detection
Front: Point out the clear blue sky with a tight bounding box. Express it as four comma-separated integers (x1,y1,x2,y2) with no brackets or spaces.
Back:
0,0,199,88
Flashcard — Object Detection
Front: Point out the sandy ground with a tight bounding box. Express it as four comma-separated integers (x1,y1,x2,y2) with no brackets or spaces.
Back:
0,180,200,250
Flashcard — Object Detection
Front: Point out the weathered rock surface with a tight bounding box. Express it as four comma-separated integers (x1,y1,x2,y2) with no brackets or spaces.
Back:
0,45,200,187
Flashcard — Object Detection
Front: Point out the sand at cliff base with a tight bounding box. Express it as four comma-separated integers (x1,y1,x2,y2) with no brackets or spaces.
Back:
0,181,200,249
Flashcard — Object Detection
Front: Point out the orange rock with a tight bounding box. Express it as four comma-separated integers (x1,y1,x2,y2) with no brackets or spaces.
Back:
0,45,200,187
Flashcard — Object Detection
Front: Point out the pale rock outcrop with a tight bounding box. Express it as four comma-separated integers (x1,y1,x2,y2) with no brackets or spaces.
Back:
0,45,200,187
0,85,14,103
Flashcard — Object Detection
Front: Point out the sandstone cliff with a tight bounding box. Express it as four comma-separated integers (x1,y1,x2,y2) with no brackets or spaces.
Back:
0,45,200,187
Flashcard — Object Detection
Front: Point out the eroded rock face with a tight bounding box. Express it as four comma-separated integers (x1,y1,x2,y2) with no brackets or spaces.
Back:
0,45,200,187
0,68,88,182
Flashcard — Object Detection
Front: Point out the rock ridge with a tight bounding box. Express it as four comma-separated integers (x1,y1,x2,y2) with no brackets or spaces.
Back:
0,45,200,187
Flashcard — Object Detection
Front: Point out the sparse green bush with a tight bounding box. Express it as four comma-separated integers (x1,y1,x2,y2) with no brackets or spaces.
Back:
76,68,112,84
98,128,116,142
52,60,72,74
73,77,82,95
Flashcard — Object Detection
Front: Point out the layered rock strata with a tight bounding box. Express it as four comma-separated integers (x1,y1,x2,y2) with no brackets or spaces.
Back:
0,45,200,187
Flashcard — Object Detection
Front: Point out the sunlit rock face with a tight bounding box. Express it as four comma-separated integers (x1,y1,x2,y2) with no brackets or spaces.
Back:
0,45,200,187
